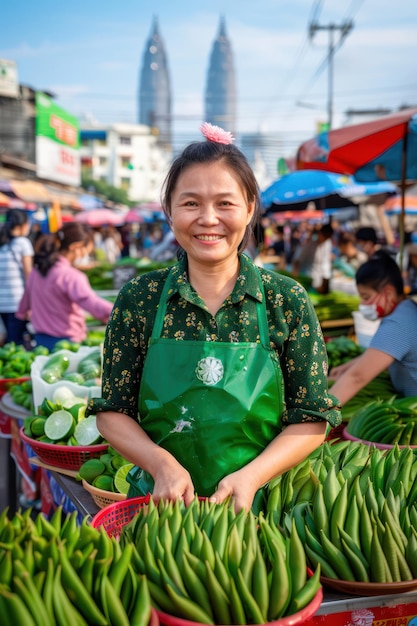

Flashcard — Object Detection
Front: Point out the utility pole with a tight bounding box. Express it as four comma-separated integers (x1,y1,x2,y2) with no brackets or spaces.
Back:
309,20,353,130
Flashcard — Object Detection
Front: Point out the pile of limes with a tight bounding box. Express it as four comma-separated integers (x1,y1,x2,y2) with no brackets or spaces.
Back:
23,396,105,446
77,446,134,495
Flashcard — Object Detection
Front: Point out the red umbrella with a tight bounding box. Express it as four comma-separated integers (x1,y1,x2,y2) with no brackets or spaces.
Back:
296,107,417,264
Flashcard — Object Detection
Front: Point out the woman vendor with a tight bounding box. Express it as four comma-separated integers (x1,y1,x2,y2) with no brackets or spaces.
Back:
87,123,341,512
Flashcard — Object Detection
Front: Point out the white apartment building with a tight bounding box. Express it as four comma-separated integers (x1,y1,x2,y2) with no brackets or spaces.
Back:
80,123,171,202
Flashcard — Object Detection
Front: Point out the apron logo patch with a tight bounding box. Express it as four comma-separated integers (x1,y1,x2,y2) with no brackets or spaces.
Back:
195,356,224,386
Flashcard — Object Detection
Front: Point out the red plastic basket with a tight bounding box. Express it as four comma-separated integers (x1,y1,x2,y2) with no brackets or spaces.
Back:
91,495,151,537
20,427,108,471
0,376,30,397
157,572,322,626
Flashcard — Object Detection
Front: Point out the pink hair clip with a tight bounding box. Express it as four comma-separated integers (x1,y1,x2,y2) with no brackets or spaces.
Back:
200,122,235,145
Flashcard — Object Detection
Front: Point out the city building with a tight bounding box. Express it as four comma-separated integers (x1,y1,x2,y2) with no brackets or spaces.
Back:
80,122,170,202
204,17,237,138
138,18,172,150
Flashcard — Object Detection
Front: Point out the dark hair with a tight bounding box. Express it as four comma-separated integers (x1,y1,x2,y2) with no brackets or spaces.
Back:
355,226,377,244
0,209,30,247
356,250,403,295
161,140,261,253
34,222,92,276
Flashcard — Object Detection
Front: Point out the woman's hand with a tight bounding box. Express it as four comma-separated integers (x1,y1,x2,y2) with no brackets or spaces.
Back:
209,469,258,512
152,456,196,507
328,359,355,379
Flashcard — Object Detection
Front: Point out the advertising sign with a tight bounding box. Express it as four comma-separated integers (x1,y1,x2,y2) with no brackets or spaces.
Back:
0,59,19,97
36,92,81,186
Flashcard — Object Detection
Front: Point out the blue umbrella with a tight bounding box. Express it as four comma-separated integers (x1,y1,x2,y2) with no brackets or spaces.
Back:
261,169,396,210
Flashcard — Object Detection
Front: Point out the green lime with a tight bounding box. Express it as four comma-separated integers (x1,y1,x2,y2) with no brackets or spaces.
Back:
77,458,107,483
38,397,58,417
30,417,47,438
66,402,87,422
74,415,102,446
111,454,131,471
44,410,75,441
113,463,134,495
100,453,115,475
93,474,115,492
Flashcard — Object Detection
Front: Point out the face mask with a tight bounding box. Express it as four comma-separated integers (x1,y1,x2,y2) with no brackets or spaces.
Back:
358,303,381,321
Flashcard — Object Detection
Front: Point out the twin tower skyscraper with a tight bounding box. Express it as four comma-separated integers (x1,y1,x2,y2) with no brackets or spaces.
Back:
138,17,236,149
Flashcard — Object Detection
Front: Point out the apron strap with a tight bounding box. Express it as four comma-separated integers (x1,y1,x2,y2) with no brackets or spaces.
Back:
151,263,271,349
150,269,175,340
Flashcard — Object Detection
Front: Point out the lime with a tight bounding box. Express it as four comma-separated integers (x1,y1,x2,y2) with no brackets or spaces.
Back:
111,453,131,471
74,415,102,446
77,458,106,483
93,474,115,492
38,397,58,417
100,453,115,475
44,410,75,441
113,463,134,495
66,402,87,422
30,417,47,438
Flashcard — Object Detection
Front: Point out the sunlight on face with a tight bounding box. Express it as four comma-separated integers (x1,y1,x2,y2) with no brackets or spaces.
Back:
170,161,254,265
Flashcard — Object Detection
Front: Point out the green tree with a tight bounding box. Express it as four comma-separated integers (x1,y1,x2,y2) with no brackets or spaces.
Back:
81,177,131,206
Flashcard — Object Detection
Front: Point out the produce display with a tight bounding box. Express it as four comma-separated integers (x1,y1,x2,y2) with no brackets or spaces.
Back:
331,370,398,422
325,335,364,371
0,343,48,380
77,447,134,494
117,496,321,624
309,291,361,323
0,507,152,626
39,349,102,386
345,397,417,446
266,440,417,586
23,395,104,446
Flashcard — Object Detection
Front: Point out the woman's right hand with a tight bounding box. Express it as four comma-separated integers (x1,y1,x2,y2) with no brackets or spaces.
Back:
329,359,355,380
152,454,195,506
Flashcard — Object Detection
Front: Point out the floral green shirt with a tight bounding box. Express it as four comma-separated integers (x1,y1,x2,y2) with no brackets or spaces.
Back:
87,253,341,427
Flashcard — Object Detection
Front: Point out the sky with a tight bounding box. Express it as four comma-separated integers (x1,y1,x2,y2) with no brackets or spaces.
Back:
2,0,417,160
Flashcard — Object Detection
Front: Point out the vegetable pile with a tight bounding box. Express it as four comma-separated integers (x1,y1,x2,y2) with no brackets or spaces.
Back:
0,507,152,626
266,440,417,584
346,397,417,446
119,497,321,624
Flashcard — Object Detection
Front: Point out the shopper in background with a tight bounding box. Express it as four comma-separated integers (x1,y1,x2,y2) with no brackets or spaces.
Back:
16,223,114,350
88,123,341,513
310,223,334,294
0,209,34,344
329,251,417,401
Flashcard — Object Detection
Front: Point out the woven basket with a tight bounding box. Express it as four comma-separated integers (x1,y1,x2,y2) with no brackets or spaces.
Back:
82,479,127,509
20,427,108,471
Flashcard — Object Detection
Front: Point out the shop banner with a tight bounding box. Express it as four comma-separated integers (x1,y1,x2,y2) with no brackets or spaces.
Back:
305,602,417,625
36,92,81,187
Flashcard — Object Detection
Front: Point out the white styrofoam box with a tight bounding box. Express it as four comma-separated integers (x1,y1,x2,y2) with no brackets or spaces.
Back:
31,347,102,412
352,311,381,349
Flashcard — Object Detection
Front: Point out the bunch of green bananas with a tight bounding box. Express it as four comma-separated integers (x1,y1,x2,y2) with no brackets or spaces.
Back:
0,507,152,626
266,440,417,584
346,397,417,445
120,497,321,624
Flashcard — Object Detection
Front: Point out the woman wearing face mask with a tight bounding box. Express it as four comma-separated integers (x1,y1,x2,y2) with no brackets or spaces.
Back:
16,223,114,350
329,250,417,402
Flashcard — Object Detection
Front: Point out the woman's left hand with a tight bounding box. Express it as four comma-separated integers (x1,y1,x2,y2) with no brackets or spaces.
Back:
208,470,257,512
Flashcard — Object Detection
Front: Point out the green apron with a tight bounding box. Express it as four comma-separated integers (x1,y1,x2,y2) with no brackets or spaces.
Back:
127,265,285,507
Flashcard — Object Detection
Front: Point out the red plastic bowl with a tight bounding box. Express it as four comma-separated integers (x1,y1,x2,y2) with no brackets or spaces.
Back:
156,584,323,626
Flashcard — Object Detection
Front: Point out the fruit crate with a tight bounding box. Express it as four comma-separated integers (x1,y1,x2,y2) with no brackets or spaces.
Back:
20,427,108,471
